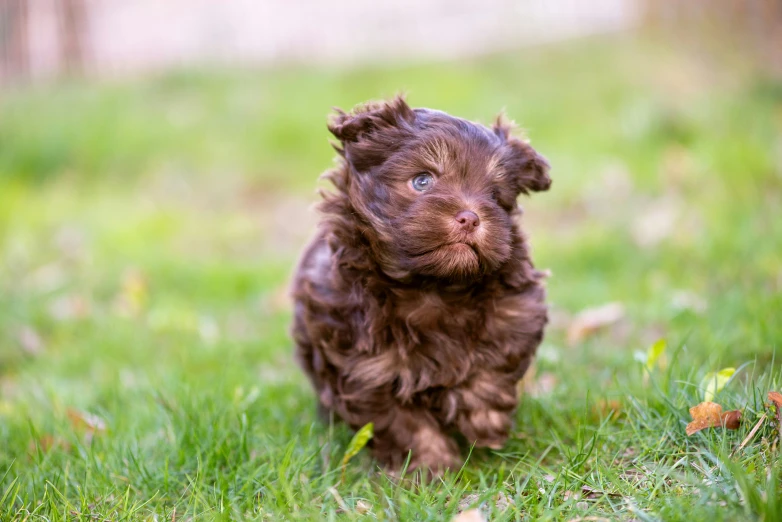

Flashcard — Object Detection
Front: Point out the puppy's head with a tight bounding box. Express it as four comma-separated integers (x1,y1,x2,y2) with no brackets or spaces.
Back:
328,96,550,281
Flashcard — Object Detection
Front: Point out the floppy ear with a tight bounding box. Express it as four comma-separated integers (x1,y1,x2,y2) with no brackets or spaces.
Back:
493,115,551,194
328,96,416,172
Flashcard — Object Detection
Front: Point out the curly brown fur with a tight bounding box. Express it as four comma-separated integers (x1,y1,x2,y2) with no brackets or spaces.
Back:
291,96,551,473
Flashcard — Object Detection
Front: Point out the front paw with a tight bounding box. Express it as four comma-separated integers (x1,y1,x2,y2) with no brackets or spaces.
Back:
378,426,461,476
458,409,511,450
409,426,461,474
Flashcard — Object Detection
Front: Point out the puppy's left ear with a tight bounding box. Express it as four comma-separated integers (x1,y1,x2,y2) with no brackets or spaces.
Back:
328,96,417,172
494,115,551,194
328,96,415,144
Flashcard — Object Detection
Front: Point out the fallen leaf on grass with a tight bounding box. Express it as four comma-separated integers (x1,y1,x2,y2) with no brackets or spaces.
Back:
685,402,741,436
635,338,667,375
567,302,625,345
340,422,373,483
644,338,667,371
700,367,736,402
28,435,71,454
67,409,107,443
592,399,623,421
451,509,486,522
768,391,782,437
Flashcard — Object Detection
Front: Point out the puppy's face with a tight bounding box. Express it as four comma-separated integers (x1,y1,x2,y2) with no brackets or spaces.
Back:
329,97,551,281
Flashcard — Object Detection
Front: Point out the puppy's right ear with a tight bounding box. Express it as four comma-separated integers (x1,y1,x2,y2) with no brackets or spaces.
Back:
493,114,552,194
328,96,416,171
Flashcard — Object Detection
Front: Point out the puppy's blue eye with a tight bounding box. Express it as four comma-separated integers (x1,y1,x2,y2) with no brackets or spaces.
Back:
411,173,434,192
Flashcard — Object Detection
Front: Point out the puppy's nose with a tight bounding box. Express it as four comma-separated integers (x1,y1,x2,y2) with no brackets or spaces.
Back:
455,210,480,232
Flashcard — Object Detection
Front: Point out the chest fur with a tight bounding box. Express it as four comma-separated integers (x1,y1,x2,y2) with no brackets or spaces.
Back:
344,285,542,401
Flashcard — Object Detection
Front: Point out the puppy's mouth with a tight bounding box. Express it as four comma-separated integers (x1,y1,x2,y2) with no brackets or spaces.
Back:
412,241,479,259
444,242,479,256
403,241,483,280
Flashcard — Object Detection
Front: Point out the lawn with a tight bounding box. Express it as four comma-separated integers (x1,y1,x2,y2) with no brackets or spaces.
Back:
1,34,781,521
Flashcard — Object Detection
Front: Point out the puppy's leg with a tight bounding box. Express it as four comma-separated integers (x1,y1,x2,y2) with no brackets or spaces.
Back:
372,407,460,474
450,373,518,450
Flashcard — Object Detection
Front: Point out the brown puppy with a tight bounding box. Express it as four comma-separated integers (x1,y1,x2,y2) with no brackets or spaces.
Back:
292,96,551,472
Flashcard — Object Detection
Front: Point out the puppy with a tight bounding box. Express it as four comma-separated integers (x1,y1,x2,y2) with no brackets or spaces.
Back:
292,96,550,472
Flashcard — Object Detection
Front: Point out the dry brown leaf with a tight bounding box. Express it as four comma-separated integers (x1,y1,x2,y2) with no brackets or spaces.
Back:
67,409,107,442
28,434,71,454
769,391,782,439
567,303,624,345
451,510,486,522
592,399,623,421
685,401,742,436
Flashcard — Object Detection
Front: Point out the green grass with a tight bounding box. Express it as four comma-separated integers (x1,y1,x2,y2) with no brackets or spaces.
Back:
1,33,782,520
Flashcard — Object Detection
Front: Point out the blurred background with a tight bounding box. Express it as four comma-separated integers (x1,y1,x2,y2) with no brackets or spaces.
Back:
2,0,782,81
1,0,782,480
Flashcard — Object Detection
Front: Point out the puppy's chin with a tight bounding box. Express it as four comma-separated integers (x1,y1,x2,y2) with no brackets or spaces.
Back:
410,243,482,280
